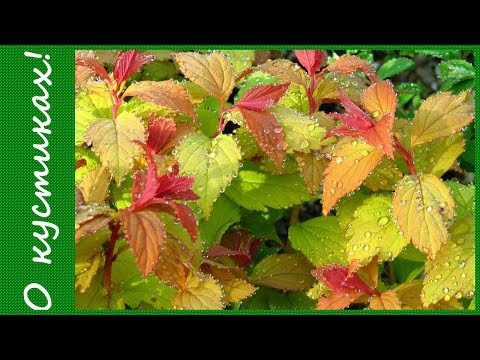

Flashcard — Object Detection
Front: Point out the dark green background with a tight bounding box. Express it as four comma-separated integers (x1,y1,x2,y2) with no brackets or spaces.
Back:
0,45,477,314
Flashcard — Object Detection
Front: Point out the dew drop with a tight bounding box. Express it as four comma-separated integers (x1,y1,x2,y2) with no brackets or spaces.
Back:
364,232,371,239
335,156,343,164
377,217,388,226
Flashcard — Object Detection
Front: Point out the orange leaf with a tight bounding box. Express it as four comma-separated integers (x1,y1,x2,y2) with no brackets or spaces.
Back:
319,55,378,83
208,266,257,304
294,150,328,195
239,108,286,171
361,81,397,122
316,292,363,310
173,52,234,105
123,80,197,119
322,139,384,215
369,290,402,310
256,59,308,88
155,234,191,289
120,210,165,278
359,114,394,159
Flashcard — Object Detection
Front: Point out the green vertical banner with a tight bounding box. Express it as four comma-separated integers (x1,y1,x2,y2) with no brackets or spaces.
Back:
0,45,476,315
0,46,74,314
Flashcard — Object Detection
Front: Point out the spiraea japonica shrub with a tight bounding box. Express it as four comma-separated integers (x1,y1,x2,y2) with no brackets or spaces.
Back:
75,49,475,310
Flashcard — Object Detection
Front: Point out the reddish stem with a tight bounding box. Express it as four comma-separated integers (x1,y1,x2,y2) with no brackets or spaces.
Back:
212,106,226,138
307,77,317,115
104,221,122,306
393,135,417,175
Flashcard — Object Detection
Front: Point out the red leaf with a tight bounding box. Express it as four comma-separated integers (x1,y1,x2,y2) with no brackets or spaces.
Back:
329,89,373,131
155,164,199,201
294,50,328,77
120,209,165,277
75,58,111,84
205,229,262,267
359,114,394,159
146,115,177,155
238,108,286,171
149,201,198,242
313,264,378,296
114,50,155,85
236,83,289,112
325,89,394,158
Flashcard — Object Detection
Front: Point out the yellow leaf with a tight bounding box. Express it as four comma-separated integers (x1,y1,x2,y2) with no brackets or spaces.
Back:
392,174,455,258
361,80,397,120
256,59,308,88
395,280,463,309
78,166,111,204
123,80,196,119
294,150,328,195
313,73,367,105
251,254,315,291
322,139,384,215
363,157,403,191
75,253,102,293
173,52,234,105
173,273,224,310
85,112,145,185
413,133,465,177
369,290,401,310
209,266,257,304
422,216,475,307
410,91,474,148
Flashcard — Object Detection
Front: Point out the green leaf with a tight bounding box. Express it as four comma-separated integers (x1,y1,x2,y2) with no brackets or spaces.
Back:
236,71,278,100
288,216,347,266
397,244,427,263
422,216,475,306
413,133,465,177
123,97,176,119
445,181,475,220
225,162,313,212
438,60,475,93
278,83,309,114
75,83,112,145
377,58,415,80
363,157,403,191
75,146,100,184
240,287,316,309
141,60,177,81
416,50,462,60
233,126,262,159
199,195,241,250
220,50,255,74
177,132,242,218
121,272,176,309
459,123,474,172
85,112,146,185
76,228,110,263
195,96,221,137
395,82,425,118
392,257,424,283
111,174,133,210
346,195,408,265
76,271,125,310
335,188,370,232
241,208,284,243
251,254,315,291
269,106,327,153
